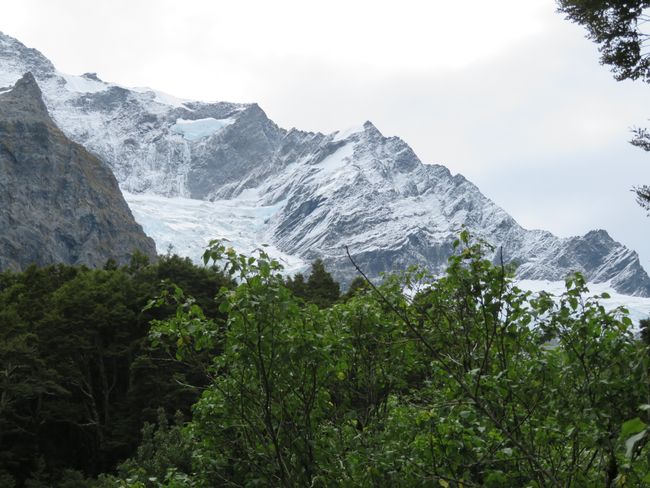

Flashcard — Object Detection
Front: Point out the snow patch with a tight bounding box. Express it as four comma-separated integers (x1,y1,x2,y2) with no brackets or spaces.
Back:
170,117,235,141
332,124,365,142
306,142,356,197
0,69,28,89
131,86,190,108
59,73,108,93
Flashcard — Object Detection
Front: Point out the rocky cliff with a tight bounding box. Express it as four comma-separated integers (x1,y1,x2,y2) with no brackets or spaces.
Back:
0,73,156,270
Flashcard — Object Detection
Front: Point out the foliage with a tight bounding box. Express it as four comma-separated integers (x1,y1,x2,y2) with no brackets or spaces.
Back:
2,235,648,486
557,0,650,209
635,184,650,213
286,259,341,308
305,259,341,308
154,243,334,486
0,255,232,485
557,0,650,82
342,275,369,300
284,272,307,300
641,317,650,344
107,409,194,487
124,233,649,487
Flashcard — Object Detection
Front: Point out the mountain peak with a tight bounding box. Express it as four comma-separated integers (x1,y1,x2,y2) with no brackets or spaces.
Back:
362,120,383,137
11,71,42,96
0,72,51,122
0,32,56,80
583,229,611,241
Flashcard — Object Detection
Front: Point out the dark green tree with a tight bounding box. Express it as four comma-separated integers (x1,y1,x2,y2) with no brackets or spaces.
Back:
342,275,368,301
557,0,650,209
305,259,340,308
640,317,650,345
635,184,650,212
0,256,233,484
285,272,307,300
557,0,650,82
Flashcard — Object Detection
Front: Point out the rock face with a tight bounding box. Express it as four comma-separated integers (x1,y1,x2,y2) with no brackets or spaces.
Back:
1,31,649,295
0,73,156,270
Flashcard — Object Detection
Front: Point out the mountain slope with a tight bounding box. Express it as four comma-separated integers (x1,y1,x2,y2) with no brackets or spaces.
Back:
1,31,648,295
0,72,156,270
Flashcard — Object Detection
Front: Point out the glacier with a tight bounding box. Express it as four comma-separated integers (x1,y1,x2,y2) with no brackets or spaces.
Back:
124,191,306,274
170,117,236,141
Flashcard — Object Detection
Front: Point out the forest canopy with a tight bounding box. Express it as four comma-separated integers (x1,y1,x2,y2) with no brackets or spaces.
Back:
2,234,648,487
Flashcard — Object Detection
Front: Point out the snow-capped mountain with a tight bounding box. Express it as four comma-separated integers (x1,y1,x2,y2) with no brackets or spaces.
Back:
1,31,649,296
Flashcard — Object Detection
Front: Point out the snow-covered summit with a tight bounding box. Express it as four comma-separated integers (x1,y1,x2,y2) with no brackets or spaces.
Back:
1,30,649,296
0,31,252,197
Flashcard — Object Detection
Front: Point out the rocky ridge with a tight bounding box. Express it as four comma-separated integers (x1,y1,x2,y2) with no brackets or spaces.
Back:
0,31,648,295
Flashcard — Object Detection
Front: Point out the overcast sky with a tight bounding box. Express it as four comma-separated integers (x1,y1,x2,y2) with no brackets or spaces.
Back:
3,0,650,270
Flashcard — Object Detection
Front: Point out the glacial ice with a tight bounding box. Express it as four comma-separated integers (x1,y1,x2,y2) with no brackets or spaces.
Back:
170,117,235,141
123,191,307,275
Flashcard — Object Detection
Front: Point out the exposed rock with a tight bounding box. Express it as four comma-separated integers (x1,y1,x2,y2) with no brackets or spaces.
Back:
0,73,156,270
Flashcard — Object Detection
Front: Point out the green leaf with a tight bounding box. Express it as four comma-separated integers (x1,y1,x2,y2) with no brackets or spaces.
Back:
622,417,647,438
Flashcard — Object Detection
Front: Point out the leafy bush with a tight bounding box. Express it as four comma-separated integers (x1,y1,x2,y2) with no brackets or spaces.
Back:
132,234,648,487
